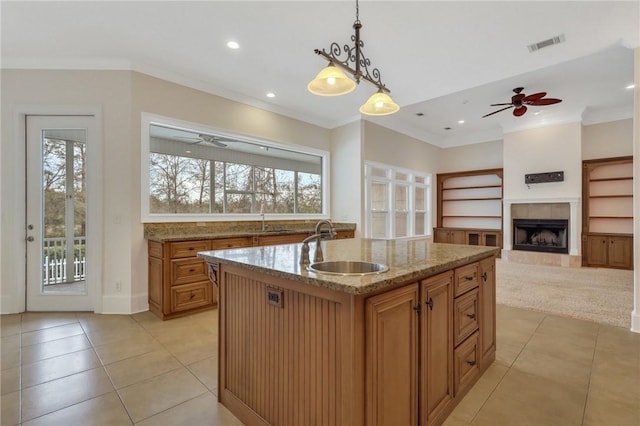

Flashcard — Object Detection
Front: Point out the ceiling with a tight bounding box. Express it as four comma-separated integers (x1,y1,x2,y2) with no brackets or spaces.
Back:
2,1,638,148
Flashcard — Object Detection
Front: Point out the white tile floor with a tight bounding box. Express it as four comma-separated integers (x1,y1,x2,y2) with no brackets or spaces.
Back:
1,306,639,425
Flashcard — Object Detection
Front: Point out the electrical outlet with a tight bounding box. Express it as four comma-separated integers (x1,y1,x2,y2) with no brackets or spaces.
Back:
115,281,122,292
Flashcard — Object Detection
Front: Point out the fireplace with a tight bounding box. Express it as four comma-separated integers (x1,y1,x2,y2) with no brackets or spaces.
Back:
512,219,569,254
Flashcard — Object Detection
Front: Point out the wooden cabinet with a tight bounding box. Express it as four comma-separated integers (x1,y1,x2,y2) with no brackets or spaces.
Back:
148,239,217,320
366,284,419,426
421,272,454,426
479,257,496,369
434,228,467,244
582,156,633,269
365,260,495,426
584,234,633,269
149,230,355,320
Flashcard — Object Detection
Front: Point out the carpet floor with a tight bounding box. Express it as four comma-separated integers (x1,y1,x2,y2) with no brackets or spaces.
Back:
496,259,634,328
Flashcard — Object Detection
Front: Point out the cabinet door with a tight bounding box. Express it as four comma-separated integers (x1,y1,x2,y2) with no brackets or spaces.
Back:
450,230,467,244
433,228,449,243
148,256,163,312
482,231,501,248
479,257,496,368
420,271,453,426
585,235,608,266
366,283,419,426
608,236,633,269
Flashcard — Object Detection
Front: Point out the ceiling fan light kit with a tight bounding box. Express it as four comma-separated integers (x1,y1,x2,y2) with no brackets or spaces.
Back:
307,0,399,116
482,87,562,118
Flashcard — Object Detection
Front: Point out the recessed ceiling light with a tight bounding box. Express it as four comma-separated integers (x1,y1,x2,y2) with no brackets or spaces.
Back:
185,150,192,154
458,120,465,124
266,92,276,98
226,41,240,49
626,84,635,90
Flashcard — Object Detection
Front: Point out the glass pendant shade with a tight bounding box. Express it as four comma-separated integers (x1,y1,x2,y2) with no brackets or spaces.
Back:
359,90,400,116
307,63,357,96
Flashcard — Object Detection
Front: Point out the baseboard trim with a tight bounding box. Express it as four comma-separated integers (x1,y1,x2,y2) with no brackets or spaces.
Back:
632,310,640,334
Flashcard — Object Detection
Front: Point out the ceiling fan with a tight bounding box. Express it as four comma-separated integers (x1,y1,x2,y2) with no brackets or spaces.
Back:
176,134,232,148
482,87,562,118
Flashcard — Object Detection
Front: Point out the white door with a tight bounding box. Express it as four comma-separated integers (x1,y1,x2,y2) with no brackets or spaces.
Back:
26,115,96,311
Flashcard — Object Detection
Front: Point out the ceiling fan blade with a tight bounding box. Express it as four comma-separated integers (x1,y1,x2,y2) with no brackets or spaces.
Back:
513,106,528,116
482,105,514,118
527,98,562,106
489,103,514,106
522,92,546,102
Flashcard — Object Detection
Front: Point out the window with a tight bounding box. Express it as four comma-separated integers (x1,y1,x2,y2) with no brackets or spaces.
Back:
142,114,329,221
364,162,431,239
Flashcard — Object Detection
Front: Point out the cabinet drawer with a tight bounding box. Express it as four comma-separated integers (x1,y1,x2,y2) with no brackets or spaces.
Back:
454,331,480,396
148,241,163,259
254,233,308,246
170,240,211,259
171,282,212,312
454,289,479,346
211,237,252,250
454,262,479,296
171,258,209,286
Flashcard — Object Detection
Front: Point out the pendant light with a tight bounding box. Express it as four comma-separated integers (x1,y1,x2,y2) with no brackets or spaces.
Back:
308,0,399,116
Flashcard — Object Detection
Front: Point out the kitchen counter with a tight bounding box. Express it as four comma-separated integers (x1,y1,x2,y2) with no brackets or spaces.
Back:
198,237,498,426
144,221,356,242
197,237,499,295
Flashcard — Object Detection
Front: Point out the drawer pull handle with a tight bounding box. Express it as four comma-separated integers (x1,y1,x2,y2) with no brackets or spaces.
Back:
189,269,195,273
190,293,195,299
465,276,474,281
466,313,476,319
426,297,434,310
481,272,488,281
466,360,476,366
189,247,195,251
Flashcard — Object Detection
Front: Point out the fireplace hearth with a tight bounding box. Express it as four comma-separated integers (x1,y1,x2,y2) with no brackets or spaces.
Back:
513,219,568,254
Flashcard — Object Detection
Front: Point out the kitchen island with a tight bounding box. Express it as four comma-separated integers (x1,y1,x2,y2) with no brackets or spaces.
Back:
198,238,499,426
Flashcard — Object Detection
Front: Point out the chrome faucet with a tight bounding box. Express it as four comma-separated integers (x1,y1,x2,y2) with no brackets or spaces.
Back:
299,220,336,266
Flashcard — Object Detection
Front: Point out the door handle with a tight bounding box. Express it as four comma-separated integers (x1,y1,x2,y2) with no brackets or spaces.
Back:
26,236,35,242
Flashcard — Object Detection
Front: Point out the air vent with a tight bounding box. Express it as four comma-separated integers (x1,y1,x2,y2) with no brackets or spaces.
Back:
527,34,565,52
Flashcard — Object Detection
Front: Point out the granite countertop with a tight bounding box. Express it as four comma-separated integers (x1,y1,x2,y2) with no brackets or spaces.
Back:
197,238,499,296
145,221,356,242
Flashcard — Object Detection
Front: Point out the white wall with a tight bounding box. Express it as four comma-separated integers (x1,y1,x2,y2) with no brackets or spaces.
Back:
503,122,582,200
0,70,332,314
437,139,503,173
330,122,363,233
583,119,633,160
1,70,132,314
362,120,441,172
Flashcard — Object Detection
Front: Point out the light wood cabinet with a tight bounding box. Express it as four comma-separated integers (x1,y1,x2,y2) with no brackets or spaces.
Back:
421,272,454,426
479,257,496,369
149,230,355,320
584,234,633,269
582,156,633,269
365,261,494,426
366,284,419,426
434,228,467,244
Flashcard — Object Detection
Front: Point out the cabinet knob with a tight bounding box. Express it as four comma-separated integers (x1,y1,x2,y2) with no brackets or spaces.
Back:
466,360,477,366
426,297,434,310
481,272,488,281
465,275,474,281
466,313,476,319
189,269,195,273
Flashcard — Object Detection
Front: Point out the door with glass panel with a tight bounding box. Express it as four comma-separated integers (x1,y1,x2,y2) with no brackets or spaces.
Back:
26,115,95,311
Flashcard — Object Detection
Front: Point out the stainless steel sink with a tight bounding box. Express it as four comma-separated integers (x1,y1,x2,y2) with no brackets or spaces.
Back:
308,261,389,276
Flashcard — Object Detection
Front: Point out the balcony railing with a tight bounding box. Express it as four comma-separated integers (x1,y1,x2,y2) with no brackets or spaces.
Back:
43,237,86,286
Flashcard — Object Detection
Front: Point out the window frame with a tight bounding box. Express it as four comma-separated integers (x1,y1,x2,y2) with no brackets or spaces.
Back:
141,113,330,222
364,161,432,239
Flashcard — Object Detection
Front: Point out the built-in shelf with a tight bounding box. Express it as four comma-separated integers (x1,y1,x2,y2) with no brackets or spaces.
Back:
582,156,633,269
435,168,503,253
